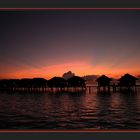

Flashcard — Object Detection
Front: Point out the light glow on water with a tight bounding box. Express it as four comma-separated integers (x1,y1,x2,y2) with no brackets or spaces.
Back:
0,90,140,129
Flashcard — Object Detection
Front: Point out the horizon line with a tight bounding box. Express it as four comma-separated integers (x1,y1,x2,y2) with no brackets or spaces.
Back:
0,73,140,80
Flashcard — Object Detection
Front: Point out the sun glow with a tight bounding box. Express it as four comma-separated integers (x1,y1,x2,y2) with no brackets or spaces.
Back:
0,59,140,79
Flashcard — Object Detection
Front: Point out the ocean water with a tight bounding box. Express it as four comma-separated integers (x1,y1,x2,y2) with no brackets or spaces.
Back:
0,89,140,130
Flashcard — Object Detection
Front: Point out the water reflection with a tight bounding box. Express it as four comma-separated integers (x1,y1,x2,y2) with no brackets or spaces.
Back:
0,90,140,129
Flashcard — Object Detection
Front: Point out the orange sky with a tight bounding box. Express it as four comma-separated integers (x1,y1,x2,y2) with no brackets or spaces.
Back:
1,12,140,79
1,59,140,80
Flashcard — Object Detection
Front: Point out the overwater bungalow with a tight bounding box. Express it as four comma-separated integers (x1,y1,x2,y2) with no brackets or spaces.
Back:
18,78,33,88
118,73,138,88
47,77,67,88
0,79,19,89
96,75,112,91
67,76,86,88
0,78,48,92
32,78,47,88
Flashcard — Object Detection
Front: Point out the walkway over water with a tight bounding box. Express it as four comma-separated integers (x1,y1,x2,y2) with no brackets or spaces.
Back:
0,85,140,93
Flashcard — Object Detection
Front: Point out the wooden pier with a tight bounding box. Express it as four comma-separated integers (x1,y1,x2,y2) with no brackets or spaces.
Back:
86,85,140,93
0,86,86,93
0,85,140,93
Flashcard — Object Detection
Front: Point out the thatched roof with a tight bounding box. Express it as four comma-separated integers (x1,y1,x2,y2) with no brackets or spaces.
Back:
67,76,85,82
96,75,112,82
32,78,47,82
119,73,138,81
48,77,66,82
47,77,66,87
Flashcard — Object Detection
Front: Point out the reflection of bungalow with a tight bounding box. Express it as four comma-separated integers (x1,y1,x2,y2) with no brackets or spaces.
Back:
118,73,138,87
67,76,86,87
96,75,112,87
48,77,66,88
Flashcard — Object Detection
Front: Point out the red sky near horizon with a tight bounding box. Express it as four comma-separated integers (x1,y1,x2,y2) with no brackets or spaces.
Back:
1,59,140,79
0,11,140,79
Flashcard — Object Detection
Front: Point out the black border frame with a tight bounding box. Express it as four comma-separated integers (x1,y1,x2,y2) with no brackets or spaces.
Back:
0,1,140,139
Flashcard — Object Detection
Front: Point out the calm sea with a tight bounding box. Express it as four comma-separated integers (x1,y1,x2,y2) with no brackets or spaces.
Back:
0,89,140,130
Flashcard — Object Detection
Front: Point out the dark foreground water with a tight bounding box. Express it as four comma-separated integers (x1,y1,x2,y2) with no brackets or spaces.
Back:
0,90,140,130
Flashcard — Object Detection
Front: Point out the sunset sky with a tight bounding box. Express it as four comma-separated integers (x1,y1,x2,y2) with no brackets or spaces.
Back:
0,10,140,79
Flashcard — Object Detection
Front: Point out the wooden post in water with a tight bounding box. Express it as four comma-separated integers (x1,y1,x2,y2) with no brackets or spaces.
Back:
113,84,116,92
89,86,91,93
97,86,100,92
108,86,110,93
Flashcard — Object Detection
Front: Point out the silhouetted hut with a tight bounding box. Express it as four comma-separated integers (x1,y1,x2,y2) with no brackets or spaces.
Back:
32,78,47,88
0,79,19,89
8,79,20,88
0,79,11,88
18,78,33,88
67,76,86,87
47,77,66,88
96,75,112,86
118,73,138,87
96,75,112,91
